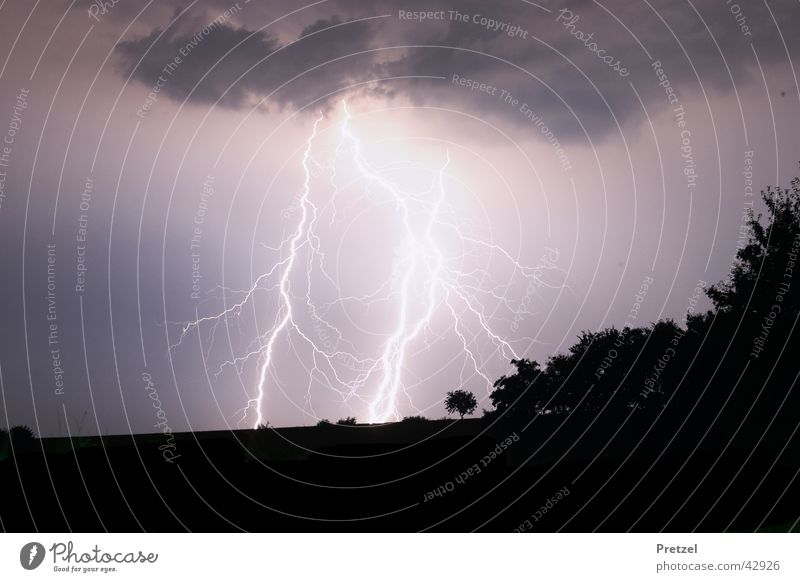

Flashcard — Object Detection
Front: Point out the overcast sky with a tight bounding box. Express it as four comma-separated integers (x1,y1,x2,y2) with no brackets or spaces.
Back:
1,0,799,435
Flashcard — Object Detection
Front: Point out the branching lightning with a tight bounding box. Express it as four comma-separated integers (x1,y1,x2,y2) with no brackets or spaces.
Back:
173,101,566,428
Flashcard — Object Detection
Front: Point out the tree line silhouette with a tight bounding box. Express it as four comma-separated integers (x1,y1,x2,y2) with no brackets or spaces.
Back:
485,173,800,440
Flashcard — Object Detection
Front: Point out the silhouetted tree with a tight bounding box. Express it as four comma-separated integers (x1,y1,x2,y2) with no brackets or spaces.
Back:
707,176,800,316
701,173,800,424
490,359,543,416
444,389,477,419
336,416,357,425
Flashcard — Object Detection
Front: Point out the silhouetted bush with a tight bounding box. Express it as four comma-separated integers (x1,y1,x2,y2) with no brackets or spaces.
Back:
401,415,429,423
0,428,8,461
336,417,357,426
9,425,36,456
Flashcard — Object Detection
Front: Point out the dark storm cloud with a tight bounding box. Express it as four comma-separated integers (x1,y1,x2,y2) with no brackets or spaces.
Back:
115,12,379,110
113,0,800,139
375,0,800,140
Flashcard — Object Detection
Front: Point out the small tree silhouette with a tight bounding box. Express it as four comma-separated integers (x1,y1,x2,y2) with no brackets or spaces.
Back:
444,389,477,419
336,416,357,425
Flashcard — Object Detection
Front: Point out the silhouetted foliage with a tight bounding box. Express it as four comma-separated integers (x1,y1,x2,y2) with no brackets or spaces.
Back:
316,419,331,426
401,415,429,423
444,389,477,419
0,428,8,460
707,176,800,316
490,359,544,416
487,170,800,435
488,321,687,419
336,417,357,426
9,425,36,456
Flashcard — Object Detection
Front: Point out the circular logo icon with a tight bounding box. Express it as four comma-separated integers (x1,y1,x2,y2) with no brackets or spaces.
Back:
20,542,46,570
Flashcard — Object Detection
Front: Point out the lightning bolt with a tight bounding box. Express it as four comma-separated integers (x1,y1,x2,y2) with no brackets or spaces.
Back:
173,101,567,428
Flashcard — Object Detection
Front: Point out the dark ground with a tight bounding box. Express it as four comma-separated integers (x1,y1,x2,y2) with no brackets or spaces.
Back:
2,410,798,532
